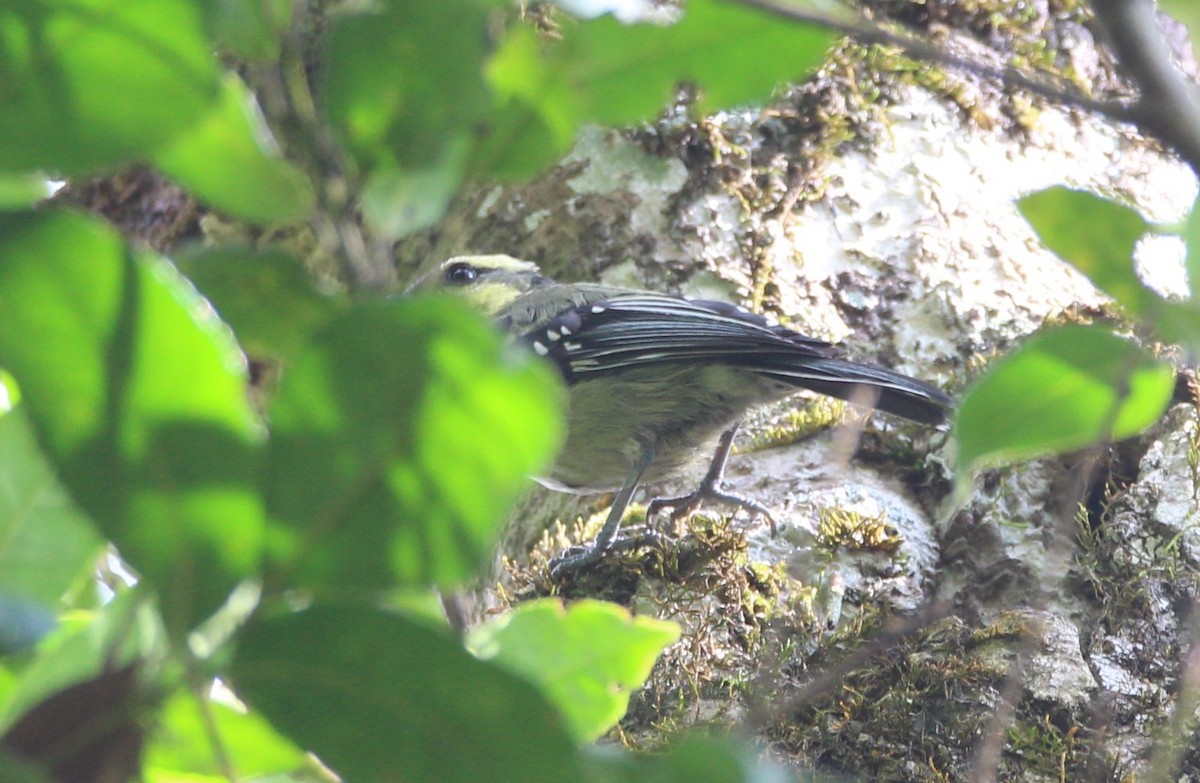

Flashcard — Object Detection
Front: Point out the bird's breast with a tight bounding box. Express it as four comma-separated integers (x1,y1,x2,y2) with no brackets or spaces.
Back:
538,364,786,493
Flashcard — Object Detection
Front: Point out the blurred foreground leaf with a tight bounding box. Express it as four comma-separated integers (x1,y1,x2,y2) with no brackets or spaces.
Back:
143,689,310,781
0,408,102,617
265,297,563,590
955,325,1174,475
0,593,164,735
231,605,581,783
0,211,265,634
472,599,679,742
475,0,834,178
1018,187,1154,315
174,248,343,363
0,0,219,173
154,75,314,223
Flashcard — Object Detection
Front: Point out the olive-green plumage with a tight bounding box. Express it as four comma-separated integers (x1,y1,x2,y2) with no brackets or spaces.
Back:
413,254,953,572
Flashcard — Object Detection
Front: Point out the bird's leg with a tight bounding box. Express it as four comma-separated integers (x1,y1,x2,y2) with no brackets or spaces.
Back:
549,436,657,577
645,424,777,536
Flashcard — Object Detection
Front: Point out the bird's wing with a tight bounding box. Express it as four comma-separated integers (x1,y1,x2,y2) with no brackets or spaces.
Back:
517,291,954,426
517,293,840,381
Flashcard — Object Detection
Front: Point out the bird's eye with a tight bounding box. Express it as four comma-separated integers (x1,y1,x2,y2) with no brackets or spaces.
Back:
443,262,479,285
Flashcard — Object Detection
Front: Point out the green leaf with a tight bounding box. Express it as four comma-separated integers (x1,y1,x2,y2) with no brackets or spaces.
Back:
201,0,291,61
471,25,582,179
1018,187,1156,316
360,143,468,240
1020,187,1200,350
955,325,1174,474
0,0,220,174
325,0,491,174
230,605,582,783
173,248,343,363
562,0,834,125
0,754,53,783
324,0,493,233
0,211,265,634
471,599,679,742
0,174,51,208
1184,189,1200,300
144,689,310,780
264,297,563,590
472,0,833,179
0,407,102,611
154,74,315,223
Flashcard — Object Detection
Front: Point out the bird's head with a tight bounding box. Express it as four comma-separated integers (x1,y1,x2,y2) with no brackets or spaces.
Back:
409,254,549,317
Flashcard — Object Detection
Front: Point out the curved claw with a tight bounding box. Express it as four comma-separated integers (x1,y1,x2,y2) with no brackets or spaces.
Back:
548,545,599,578
647,485,777,536
645,493,701,522
548,530,665,579
643,423,777,536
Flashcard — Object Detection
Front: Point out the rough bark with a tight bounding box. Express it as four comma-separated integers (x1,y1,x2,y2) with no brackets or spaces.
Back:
58,0,1200,779
398,2,1200,780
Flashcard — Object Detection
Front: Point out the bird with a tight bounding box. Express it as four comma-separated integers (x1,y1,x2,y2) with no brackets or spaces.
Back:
411,254,953,576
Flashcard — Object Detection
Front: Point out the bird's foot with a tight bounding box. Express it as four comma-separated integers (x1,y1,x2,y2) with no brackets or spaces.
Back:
548,529,664,579
646,484,777,536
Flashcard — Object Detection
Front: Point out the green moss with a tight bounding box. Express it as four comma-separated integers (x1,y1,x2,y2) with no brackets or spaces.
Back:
816,506,903,554
970,609,1033,643
771,616,994,780
1005,714,1082,781
738,398,847,453
767,611,1103,780
493,488,821,751
863,0,1096,91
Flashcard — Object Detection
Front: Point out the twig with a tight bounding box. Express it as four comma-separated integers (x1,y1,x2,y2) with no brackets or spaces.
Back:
185,661,238,782
727,0,1133,118
726,0,1200,176
1090,0,1200,174
745,597,955,730
971,445,1106,783
265,3,396,292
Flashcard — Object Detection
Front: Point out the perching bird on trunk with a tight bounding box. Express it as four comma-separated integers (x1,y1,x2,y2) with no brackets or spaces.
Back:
413,254,953,576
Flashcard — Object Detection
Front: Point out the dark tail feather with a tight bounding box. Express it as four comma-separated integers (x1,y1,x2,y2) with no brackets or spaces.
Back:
758,358,954,427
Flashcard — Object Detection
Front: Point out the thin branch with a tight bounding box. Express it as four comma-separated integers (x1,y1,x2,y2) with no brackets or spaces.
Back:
185,662,238,783
263,3,396,292
1090,0,1200,174
728,0,1135,119
727,0,1200,177
745,597,955,730
971,445,1106,783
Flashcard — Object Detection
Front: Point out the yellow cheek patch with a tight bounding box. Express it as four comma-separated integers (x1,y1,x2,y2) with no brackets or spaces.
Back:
452,281,524,317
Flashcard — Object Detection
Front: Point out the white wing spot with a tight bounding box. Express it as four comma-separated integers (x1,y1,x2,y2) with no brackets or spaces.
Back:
564,341,583,351
591,305,606,314
532,341,549,356
560,325,573,336
546,329,561,341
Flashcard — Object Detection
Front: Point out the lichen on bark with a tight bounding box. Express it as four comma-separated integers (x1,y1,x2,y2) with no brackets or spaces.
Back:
409,1,1200,779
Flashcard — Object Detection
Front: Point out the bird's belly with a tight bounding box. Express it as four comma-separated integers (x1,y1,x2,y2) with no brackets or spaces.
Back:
537,367,778,494
536,440,711,494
